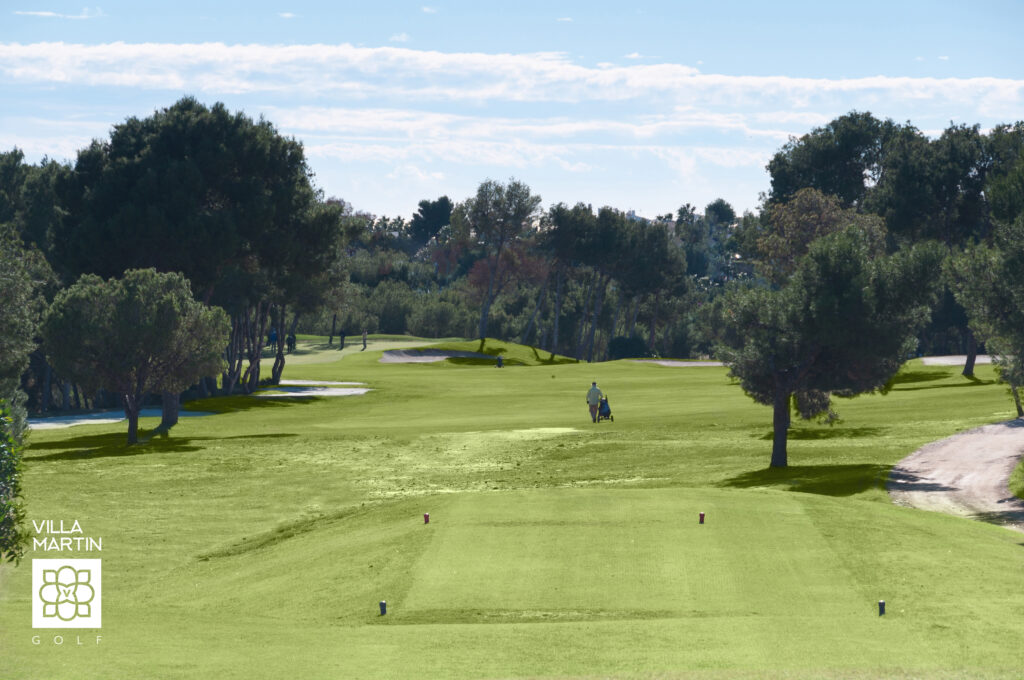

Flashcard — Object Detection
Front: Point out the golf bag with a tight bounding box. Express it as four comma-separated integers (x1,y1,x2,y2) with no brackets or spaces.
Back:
597,396,613,422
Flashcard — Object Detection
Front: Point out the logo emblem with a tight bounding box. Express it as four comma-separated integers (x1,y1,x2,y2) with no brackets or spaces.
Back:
32,559,102,628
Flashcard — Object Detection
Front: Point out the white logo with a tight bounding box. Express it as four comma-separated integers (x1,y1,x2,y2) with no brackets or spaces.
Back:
32,559,102,629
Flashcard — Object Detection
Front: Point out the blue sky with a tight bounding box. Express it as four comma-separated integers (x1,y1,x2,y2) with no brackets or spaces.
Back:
3,1,1023,219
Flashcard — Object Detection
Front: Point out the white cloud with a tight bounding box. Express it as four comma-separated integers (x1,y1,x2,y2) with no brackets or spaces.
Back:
14,7,103,19
422,6,437,13
279,12,296,19
3,42,1018,115
389,33,410,43
556,17,572,22
939,55,949,61
624,52,643,60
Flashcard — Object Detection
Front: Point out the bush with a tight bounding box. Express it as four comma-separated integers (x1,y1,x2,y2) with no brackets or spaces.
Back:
608,335,650,360
0,401,26,563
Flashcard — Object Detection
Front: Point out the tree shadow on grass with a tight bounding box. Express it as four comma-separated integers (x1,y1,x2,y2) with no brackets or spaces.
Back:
885,370,950,388
756,426,884,441
890,375,995,392
26,432,296,463
720,463,891,497
191,394,327,415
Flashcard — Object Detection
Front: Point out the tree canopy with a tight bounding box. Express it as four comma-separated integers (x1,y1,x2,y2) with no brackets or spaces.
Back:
43,269,230,444
708,224,943,467
465,178,542,339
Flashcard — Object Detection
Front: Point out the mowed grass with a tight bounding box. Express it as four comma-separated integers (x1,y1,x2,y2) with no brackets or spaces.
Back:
2,338,1024,679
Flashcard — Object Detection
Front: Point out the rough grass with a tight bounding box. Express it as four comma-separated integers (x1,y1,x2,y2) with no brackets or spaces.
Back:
3,341,1023,679
1010,458,1024,500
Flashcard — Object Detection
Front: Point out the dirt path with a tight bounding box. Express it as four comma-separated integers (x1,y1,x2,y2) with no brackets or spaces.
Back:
887,419,1024,533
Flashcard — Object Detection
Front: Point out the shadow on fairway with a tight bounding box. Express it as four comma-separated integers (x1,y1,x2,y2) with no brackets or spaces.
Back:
757,426,884,441
890,375,995,392
885,370,950,388
721,463,891,496
26,432,296,462
189,394,327,415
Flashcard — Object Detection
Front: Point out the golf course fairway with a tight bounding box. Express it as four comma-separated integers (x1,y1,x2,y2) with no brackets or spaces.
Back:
2,338,1023,679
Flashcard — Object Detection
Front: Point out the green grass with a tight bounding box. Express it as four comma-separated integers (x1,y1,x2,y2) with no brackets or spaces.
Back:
1010,458,1024,500
3,341,1023,679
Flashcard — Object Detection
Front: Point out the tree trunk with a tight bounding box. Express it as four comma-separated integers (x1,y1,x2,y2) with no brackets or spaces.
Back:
271,304,287,384
520,273,550,345
329,313,337,346
609,294,622,339
42,362,51,412
160,391,180,430
771,388,791,468
478,296,493,340
628,296,640,337
585,274,608,363
962,329,978,377
575,271,598,359
123,393,141,445
478,255,501,340
647,291,661,352
61,379,71,411
1012,384,1024,418
551,267,565,355
72,383,81,410
223,313,246,395
240,301,271,393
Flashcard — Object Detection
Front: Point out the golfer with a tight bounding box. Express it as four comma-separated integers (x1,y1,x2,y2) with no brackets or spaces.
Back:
586,382,604,423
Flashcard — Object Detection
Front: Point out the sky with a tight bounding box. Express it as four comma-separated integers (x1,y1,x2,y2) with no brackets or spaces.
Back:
2,0,1023,220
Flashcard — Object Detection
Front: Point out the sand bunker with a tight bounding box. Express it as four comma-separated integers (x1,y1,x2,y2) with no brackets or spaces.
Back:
279,379,366,386
28,408,215,430
253,385,371,398
631,359,724,367
380,349,494,363
888,418,1024,533
920,355,992,366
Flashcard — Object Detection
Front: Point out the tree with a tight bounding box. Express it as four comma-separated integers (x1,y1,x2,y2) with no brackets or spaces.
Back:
43,269,230,445
409,196,453,251
0,222,46,563
948,167,1024,414
759,188,886,285
704,198,736,227
54,97,344,396
465,178,542,339
767,111,894,207
708,226,942,467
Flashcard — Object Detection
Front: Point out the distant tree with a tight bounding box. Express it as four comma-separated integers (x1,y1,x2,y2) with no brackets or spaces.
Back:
704,198,736,227
409,196,453,250
948,167,1024,414
708,226,942,467
542,202,595,353
767,111,893,207
465,178,542,339
43,269,230,444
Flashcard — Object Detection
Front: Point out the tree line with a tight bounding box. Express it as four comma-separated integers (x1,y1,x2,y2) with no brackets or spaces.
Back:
3,101,1024,562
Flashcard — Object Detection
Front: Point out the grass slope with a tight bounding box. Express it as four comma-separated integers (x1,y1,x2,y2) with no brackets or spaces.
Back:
2,341,1023,679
